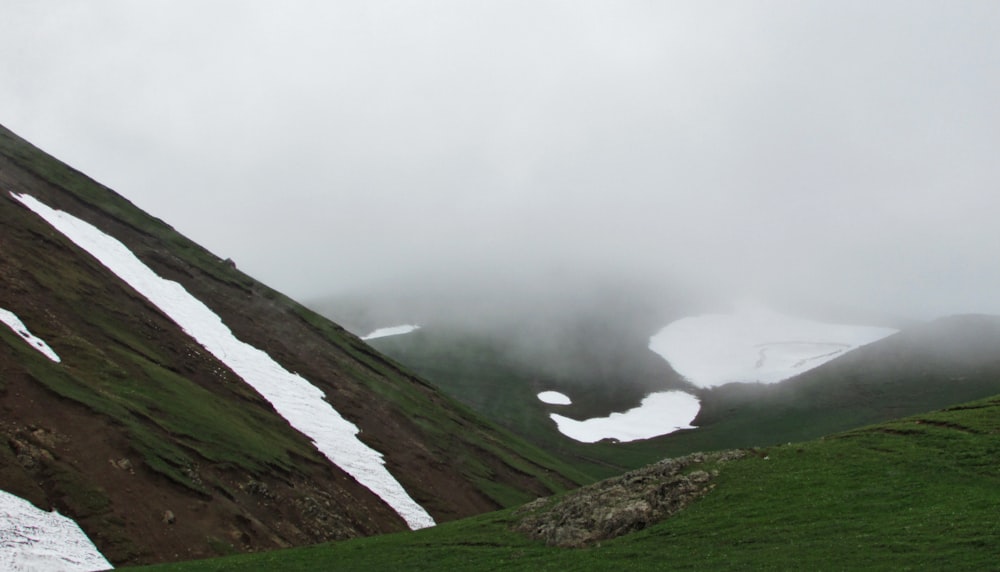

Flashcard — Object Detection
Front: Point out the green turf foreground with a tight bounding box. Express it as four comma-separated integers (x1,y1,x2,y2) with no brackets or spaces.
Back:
131,395,1000,571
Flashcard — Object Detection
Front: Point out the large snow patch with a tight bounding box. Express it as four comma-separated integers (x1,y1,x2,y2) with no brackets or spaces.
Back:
550,391,700,443
649,302,897,388
0,488,112,572
12,192,434,530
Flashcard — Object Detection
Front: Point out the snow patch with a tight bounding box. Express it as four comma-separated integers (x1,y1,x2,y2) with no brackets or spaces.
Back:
537,391,572,406
0,488,113,571
649,302,897,388
12,193,434,530
362,324,420,340
550,391,700,443
0,308,61,363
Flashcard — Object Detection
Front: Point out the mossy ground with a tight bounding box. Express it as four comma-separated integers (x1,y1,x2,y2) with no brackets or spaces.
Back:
131,394,1000,571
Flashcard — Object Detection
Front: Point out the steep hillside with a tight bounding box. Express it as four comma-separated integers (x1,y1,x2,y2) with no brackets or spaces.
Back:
0,124,584,567
134,392,1000,570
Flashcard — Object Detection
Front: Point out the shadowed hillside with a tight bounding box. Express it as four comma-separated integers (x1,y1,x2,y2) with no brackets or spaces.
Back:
0,124,585,567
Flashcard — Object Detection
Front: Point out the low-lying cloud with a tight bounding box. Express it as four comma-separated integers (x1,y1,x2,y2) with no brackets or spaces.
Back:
4,1,1000,323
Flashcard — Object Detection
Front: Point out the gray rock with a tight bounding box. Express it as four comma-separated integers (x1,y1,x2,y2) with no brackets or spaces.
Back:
513,450,746,547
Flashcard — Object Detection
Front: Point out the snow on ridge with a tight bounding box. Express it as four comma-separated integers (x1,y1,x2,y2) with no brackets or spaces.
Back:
549,391,700,443
12,192,435,531
0,488,113,572
361,324,420,340
0,308,61,362
649,303,898,388
537,391,572,406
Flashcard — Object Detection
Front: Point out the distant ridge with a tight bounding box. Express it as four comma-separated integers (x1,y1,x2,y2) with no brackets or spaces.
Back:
362,307,1000,475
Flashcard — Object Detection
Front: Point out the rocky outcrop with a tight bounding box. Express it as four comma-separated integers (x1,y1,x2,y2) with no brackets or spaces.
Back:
514,450,746,547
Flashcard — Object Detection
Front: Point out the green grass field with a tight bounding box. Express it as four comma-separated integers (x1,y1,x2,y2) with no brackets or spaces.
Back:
131,394,1000,570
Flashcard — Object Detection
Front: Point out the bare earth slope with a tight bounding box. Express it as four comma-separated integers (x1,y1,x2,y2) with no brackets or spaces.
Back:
0,124,581,566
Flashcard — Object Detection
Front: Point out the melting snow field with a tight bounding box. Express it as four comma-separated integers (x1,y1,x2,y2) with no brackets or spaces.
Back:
0,308,61,362
537,391,572,406
649,302,897,388
545,303,897,444
13,193,434,530
0,488,112,572
549,391,700,443
361,324,420,340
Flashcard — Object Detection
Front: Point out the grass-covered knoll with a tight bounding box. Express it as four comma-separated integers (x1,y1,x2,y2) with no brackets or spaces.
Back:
131,393,1000,571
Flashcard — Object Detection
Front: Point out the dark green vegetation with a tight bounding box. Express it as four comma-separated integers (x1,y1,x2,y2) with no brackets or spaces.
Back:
367,326,693,479
132,394,1000,570
364,315,1000,481
6,121,1000,568
0,123,584,566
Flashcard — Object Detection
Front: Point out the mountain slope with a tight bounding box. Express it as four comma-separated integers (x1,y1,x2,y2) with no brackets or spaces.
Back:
361,311,1000,478
0,124,585,566
685,314,1000,447
364,323,692,478
133,392,1000,570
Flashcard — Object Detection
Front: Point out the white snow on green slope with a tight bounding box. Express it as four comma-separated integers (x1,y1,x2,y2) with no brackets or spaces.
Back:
546,303,896,444
549,390,700,443
650,301,897,388
0,308,61,362
12,192,434,530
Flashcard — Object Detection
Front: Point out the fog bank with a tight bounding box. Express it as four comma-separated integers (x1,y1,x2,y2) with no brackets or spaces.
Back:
3,2,999,321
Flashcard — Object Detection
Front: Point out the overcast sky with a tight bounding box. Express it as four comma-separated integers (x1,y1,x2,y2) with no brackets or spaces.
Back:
3,1,999,321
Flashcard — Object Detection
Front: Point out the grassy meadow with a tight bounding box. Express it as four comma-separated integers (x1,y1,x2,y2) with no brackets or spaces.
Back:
132,394,1000,570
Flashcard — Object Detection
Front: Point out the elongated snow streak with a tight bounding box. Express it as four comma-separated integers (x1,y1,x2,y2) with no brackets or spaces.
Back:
0,308,61,362
12,193,435,530
0,488,113,572
361,324,420,340
549,391,700,443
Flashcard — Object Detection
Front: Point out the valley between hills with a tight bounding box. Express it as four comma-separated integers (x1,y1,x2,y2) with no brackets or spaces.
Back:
2,122,1000,570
